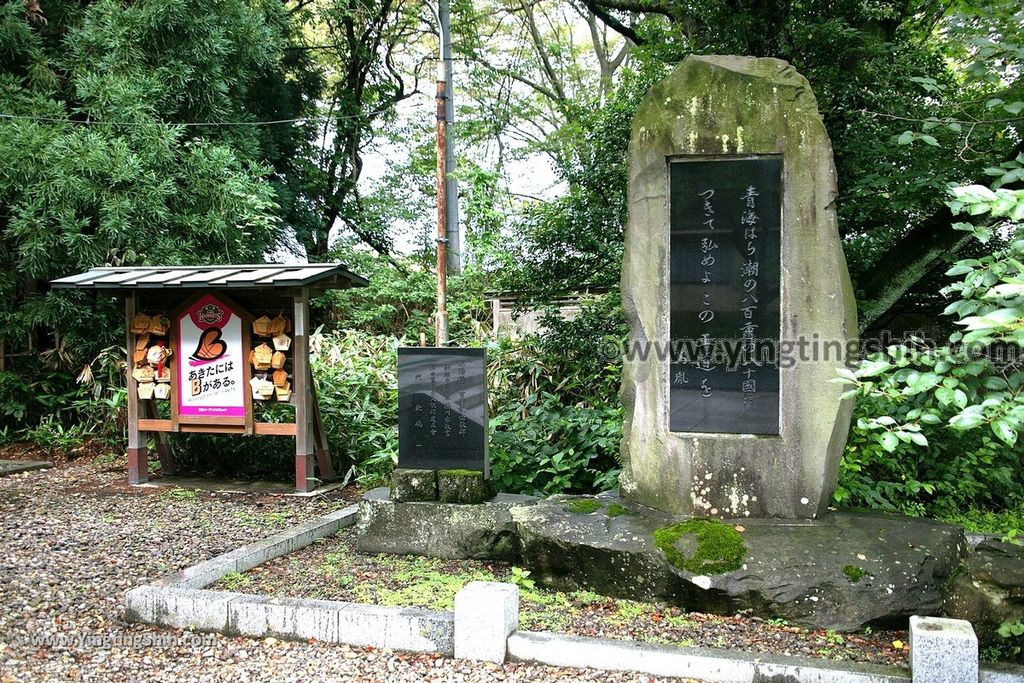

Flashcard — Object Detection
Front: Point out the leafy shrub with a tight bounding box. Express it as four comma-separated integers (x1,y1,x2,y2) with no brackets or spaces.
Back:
837,178,1024,518
487,294,625,496
1,345,126,454
835,396,1021,516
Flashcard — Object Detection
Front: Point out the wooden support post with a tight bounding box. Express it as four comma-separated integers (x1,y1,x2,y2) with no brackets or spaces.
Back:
125,293,148,484
293,289,314,493
310,373,333,481
142,401,175,476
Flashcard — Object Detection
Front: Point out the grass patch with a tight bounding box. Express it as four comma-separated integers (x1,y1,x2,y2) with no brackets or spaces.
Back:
938,505,1024,543
653,518,746,575
161,488,199,501
221,571,251,590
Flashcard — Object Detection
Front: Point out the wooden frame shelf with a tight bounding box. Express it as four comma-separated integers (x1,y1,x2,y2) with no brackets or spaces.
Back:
138,419,298,436
52,264,365,494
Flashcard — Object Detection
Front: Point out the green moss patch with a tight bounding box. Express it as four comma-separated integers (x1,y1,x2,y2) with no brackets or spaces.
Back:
843,564,868,583
564,499,603,514
606,503,628,518
439,469,483,477
653,519,746,575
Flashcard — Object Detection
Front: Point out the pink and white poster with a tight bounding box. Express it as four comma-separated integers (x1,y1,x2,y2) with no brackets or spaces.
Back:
175,294,246,420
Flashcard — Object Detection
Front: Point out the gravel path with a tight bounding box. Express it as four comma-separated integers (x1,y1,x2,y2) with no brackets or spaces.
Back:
0,457,692,682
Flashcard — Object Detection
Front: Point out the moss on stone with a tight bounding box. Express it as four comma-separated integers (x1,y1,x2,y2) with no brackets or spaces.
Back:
652,518,746,575
843,564,867,583
606,503,628,518
564,499,603,514
439,469,483,478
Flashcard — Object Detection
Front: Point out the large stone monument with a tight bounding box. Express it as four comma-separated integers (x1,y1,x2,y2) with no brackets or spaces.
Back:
619,55,857,518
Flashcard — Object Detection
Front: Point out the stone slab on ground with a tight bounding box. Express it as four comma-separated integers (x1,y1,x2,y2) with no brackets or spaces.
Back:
508,630,910,683
0,460,53,477
356,487,536,561
513,494,967,631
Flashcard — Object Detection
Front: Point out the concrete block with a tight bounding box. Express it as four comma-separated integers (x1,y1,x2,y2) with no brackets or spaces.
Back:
454,581,519,663
338,603,454,654
909,616,979,683
229,596,342,642
125,586,240,632
507,630,910,683
154,505,358,589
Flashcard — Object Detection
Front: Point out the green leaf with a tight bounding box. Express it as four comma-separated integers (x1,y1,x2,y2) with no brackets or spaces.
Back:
879,432,899,453
953,389,968,409
992,419,1018,447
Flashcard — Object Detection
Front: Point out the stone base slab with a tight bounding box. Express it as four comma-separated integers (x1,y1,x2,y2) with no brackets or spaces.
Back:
356,487,537,561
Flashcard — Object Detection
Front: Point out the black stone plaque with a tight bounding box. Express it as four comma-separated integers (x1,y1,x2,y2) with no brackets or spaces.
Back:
398,347,488,475
669,157,782,435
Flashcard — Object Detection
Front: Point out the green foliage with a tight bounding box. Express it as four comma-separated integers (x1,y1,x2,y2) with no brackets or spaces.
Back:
993,620,1024,663
938,504,1024,543
318,252,489,342
837,178,1024,516
0,0,298,372
509,566,536,590
488,294,625,496
0,345,126,454
652,519,747,575
835,396,1020,515
219,571,251,591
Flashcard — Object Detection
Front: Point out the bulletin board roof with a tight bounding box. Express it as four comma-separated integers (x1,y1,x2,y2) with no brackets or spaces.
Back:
50,263,368,291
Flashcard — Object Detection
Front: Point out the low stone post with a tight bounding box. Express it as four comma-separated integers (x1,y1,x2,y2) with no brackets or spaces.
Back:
454,581,519,663
908,615,978,683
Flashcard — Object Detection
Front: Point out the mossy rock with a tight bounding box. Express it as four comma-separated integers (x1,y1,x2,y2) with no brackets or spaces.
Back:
437,469,491,504
653,518,746,575
391,468,437,502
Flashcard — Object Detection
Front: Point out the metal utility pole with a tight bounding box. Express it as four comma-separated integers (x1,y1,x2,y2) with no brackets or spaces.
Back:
434,0,458,346
435,68,449,346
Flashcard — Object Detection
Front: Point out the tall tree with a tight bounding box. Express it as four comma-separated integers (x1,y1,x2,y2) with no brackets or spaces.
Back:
0,0,302,363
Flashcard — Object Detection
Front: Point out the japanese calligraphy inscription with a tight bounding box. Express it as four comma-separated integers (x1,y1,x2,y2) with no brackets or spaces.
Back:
669,157,781,434
397,348,488,476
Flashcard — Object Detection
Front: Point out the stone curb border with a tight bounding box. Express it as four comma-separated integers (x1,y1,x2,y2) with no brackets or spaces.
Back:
124,504,454,654
124,509,1024,682
0,460,53,477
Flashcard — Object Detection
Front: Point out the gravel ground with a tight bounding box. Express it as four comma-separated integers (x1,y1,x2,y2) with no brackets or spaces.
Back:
0,455,693,683
227,529,910,668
